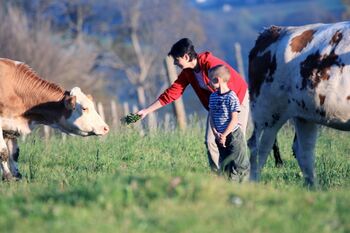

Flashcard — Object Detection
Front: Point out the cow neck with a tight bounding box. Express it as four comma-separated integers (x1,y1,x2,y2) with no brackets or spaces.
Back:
15,63,67,124
15,63,65,108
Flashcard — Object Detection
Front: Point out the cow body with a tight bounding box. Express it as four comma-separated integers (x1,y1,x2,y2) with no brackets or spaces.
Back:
248,21,350,185
0,58,109,180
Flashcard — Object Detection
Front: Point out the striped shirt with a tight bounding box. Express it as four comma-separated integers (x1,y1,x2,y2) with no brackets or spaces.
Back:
209,90,240,133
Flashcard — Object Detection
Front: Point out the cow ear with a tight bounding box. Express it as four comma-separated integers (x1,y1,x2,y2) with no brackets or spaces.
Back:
70,87,81,96
64,96,76,110
86,94,93,101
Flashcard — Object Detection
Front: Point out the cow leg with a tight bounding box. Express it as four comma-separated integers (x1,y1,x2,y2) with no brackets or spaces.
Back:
5,138,22,180
249,126,280,181
0,127,12,181
257,128,281,179
292,133,298,158
272,129,299,167
248,128,258,180
293,118,318,186
272,139,284,167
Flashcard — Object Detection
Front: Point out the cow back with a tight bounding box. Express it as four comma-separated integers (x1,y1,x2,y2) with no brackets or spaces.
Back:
249,21,350,127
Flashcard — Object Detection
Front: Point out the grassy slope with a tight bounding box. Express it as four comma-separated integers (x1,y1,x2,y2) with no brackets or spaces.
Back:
0,125,349,233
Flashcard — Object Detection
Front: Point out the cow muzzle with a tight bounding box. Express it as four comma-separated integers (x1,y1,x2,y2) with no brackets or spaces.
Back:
92,125,109,136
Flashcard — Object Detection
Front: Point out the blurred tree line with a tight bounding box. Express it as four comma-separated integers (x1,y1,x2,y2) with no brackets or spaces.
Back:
0,0,206,111
0,0,347,121
342,0,350,19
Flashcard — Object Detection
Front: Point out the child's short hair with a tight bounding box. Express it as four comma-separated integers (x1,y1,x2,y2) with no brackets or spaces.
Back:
208,64,231,82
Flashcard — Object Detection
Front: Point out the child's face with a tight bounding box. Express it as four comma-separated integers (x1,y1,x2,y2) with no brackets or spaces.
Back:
173,54,192,69
209,76,220,89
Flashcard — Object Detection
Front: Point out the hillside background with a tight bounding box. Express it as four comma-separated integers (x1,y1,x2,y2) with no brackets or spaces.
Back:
0,0,347,120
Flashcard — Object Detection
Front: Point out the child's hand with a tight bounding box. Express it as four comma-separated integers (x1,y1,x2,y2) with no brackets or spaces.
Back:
137,109,148,119
214,131,221,140
219,134,227,147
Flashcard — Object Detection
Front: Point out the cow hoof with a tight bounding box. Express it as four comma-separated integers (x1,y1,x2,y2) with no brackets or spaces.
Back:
13,172,22,180
2,172,14,182
249,171,259,182
303,177,316,189
0,148,8,161
275,160,284,168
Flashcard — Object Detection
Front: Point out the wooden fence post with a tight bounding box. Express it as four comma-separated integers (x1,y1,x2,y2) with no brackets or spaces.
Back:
132,105,138,116
110,100,119,128
164,56,187,130
61,132,66,141
234,42,246,80
97,102,105,122
164,113,171,131
44,125,50,141
123,102,130,117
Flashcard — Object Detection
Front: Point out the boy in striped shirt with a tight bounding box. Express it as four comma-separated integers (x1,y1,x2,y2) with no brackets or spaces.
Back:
208,65,250,182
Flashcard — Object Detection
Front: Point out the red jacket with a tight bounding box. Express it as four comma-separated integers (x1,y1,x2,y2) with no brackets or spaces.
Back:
158,52,247,111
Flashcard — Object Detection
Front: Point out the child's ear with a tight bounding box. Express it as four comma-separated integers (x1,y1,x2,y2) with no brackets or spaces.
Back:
184,53,190,61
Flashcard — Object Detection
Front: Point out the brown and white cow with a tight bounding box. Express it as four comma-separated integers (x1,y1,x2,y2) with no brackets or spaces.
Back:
0,58,109,180
248,21,350,185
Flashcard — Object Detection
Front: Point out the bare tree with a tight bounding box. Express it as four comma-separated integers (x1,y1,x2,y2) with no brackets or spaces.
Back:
46,0,95,47
342,0,350,19
104,0,206,108
0,4,108,97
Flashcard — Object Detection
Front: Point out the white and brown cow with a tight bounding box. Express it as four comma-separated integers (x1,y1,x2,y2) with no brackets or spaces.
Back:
248,21,350,185
0,58,109,180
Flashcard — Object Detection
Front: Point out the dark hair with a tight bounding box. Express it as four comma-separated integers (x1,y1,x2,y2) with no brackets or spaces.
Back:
168,38,197,61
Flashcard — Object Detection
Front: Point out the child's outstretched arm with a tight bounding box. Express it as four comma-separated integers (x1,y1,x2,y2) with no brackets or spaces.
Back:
137,100,163,119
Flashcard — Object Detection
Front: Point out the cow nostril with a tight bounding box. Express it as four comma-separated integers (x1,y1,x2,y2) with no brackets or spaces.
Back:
104,126,109,133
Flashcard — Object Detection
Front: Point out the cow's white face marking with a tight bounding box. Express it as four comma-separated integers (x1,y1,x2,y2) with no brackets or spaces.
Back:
58,87,109,136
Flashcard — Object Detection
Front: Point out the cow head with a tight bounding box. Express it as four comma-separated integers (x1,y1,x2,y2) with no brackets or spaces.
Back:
59,87,109,136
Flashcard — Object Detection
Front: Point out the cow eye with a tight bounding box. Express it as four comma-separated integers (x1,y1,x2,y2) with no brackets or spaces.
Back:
82,107,89,112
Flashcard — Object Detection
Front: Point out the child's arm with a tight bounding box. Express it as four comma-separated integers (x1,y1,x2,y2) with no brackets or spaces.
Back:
222,111,238,138
209,111,220,139
220,111,238,147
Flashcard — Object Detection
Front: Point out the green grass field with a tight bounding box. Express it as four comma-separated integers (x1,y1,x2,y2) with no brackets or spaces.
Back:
0,124,349,233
